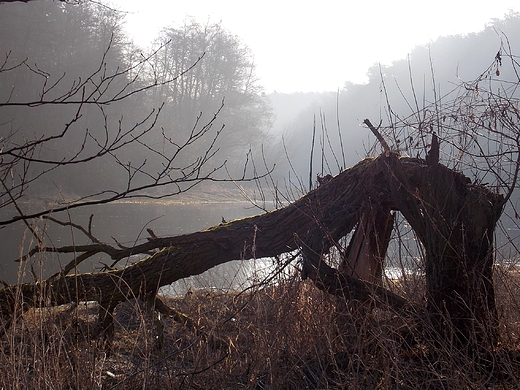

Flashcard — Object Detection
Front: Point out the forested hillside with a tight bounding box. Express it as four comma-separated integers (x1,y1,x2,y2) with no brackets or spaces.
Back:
269,12,520,187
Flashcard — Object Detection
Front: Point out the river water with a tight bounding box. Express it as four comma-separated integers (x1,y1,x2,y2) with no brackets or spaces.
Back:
1,201,518,294
0,201,272,294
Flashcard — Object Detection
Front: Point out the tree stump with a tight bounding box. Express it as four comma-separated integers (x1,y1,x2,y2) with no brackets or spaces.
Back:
386,155,504,354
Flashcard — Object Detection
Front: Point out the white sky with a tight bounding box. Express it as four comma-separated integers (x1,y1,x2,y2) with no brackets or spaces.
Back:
111,0,519,93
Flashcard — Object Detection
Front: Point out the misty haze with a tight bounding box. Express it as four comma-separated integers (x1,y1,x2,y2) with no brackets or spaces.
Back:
1,1,520,388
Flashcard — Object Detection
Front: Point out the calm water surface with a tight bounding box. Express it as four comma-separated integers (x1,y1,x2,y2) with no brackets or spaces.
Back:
0,201,270,293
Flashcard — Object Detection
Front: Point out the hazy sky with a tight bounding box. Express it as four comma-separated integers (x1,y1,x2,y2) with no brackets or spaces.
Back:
113,0,519,93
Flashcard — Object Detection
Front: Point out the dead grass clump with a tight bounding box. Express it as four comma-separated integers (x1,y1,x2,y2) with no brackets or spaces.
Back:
1,272,520,389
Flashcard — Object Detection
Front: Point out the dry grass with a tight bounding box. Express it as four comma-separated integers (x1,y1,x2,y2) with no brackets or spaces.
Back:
1,269,520,389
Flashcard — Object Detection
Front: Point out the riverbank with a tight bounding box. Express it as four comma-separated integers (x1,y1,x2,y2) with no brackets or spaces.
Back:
1,267,519,389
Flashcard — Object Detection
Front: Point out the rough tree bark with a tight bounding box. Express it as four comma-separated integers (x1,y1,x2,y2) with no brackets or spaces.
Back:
386,155,504,351
0,152,505,352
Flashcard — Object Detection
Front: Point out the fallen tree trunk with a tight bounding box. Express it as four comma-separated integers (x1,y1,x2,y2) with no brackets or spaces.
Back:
0,153,505,352
0,157,370,316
